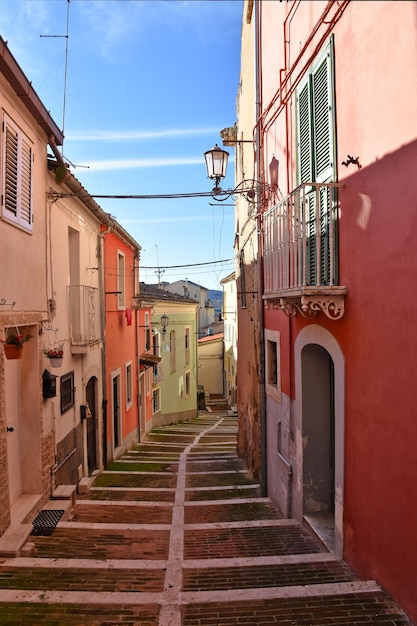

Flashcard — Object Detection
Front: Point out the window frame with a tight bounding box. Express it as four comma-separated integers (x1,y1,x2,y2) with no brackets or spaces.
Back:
117,251,125,309
265,329,281,403
185,371,191,398
125,360,133,409
169,330,176,372
184,327,190,366
152,388,160,414
60,371,75,414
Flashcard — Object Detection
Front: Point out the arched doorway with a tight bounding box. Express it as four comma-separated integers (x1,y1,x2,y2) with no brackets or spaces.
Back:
86,376,97,476
302,344,334,515
294,325,345,556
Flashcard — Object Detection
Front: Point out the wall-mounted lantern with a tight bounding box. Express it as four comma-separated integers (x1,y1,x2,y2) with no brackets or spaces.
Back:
160,314,169,335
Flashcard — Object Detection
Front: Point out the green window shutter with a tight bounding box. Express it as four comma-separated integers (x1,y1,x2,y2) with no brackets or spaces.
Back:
297,80,312,184
312,49,333,183
295,39,336,286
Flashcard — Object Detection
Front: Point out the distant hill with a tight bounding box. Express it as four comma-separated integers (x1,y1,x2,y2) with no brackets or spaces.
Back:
208,290,223,318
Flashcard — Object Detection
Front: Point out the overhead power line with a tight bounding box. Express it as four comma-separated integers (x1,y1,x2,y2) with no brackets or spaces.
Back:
141,258,233,270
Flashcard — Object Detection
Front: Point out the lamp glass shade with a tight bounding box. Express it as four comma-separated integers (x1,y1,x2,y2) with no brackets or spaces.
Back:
160,314,169,331
204,144,229,181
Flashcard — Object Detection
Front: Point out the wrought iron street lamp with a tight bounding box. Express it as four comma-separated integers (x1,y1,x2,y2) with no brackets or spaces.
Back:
204,143,268,203
204,144,229,195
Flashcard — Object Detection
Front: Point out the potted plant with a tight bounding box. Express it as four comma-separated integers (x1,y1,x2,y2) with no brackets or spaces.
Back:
55,165,70,184
44,344,64,368
3,328,32,360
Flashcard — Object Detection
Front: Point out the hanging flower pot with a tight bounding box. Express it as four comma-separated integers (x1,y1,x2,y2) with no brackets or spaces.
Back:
4,344,23,360
55,165,70,184
2,327,32,359
48,357,63,368
43,344,64,368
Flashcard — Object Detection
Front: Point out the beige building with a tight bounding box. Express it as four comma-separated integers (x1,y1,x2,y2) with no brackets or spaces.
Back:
0,38,108,541
0,38,65,536
163,279,215,337
197,333,224,398
140,284,199,429
221,272,237,410
222,4,263,476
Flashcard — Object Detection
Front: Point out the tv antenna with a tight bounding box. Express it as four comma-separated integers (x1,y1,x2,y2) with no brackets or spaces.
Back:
40,0,70,154
154,244,165,287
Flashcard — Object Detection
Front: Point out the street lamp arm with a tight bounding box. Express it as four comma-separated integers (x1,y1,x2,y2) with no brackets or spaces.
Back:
210,179,269,203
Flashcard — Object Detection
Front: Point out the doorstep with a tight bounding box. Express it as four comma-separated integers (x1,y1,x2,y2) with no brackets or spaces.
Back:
0,524,33,557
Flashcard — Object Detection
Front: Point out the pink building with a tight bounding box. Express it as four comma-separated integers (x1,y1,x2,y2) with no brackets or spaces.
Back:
234,1,417,622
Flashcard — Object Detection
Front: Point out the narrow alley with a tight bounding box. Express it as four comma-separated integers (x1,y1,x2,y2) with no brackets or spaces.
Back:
0,410,412,625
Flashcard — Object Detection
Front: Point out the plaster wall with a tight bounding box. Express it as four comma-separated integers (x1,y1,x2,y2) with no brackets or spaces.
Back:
0,77,49,314
151,303,198,424
197,337,224,396
254,0,417,620
104,232,139,459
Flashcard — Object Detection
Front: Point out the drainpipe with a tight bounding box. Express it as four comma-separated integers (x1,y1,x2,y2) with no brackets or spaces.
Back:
48,135,66,167
254,0,267,497
98,220,113,469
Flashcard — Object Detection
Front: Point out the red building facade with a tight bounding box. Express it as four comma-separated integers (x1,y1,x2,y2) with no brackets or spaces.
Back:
235,1,417,622
102,223,141,462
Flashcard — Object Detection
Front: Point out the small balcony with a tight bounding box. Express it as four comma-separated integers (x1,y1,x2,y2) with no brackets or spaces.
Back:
68,285,101,351
262,183,347,320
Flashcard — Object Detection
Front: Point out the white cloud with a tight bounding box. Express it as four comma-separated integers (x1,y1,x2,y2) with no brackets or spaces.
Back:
77,156,204,171
66,127,221,142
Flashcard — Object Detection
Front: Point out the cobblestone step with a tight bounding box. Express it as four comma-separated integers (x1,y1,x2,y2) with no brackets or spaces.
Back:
31,527,170,560
0,412,412,625
182,558,357,590
68,503,173,524
181,592,412,625
0,564,165,592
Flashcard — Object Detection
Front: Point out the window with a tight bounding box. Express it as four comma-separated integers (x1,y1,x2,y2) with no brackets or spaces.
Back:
145,313,151,350
265,329,281,403
152,388,160,413
2,114,33,232
152,332,159,357
267,340,278,386
184,327,190,365
170,330,176,372
60,371,75,414
296,38,336,286
185,371,191,397
125,361,133,408
117,252,125,308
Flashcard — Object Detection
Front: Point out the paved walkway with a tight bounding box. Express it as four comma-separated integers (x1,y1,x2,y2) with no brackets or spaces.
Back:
0,412,413,625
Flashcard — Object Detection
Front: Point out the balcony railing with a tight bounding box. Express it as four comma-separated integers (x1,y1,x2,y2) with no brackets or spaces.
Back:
262,183,346,319
68,285,101,347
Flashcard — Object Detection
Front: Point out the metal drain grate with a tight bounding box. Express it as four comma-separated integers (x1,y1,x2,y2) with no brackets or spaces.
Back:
31,509,64,536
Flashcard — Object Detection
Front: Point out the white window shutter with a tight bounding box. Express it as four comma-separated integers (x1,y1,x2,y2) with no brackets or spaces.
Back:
2,116,33,231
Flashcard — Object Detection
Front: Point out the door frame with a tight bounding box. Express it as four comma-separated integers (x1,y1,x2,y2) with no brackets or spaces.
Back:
86,376,98,476
294,324,345,556
110,369,122,457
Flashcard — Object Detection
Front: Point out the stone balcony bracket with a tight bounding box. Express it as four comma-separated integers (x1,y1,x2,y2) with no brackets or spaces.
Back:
264,289,347,321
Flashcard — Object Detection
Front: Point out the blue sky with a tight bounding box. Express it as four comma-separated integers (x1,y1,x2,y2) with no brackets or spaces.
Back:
1,0,243,290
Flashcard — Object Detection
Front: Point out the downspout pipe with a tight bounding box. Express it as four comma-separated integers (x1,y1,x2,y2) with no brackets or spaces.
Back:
98,220,113,469
254,0,268,498
48,135,66,167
